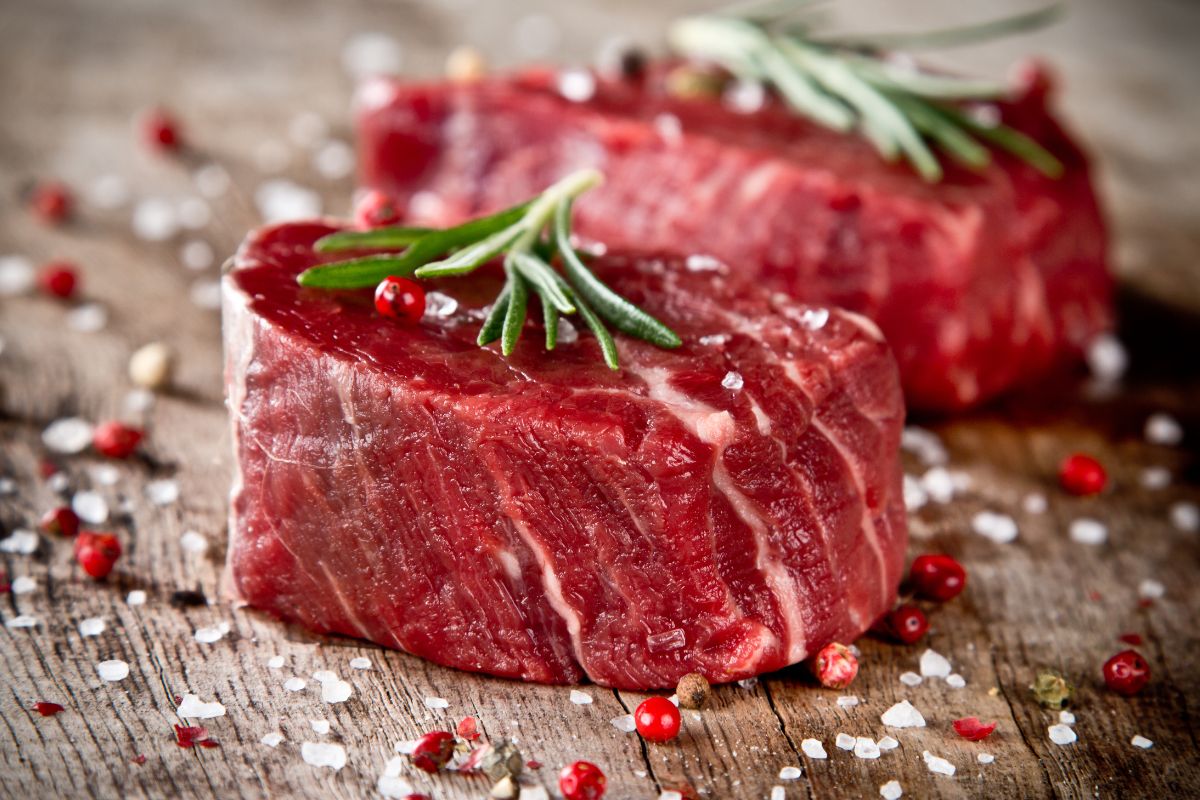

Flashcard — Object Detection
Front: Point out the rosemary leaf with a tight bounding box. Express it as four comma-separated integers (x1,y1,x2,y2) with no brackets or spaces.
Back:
314,225,433,253
554,202,682,349
543,302,560,351
573,295,620,371
890,94,991,169
296,255,421,289
501,269,530,356
477,283,512,347
936,103,1065,178
415,225,523,278
849,57,1007,100
509,251,575,314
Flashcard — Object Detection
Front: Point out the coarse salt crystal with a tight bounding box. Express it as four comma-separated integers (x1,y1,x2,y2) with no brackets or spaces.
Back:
342,32,403,78
261,732,284,748
685,254,723,273
779,766,801,780
301,741,347,771
611,714,636,733
659,792,683,800
194,622,231,644
919,649,951,678
877,736,899,751
78,617,105,636
177,693,226,719
920,467,956,504
1023,492,1048,514
854,737,881,759
378,755,415,798
880,780,903,799
738,677,758,689
310,719,331,734
922,751,955,776
66,303,108,333
835,732,855,750
1131,735,1153,749
0,255,34,296
96,659,129,681
836,695,859,708
47,473,70,493
1145,413,1183,446
1138,579,1165,600
881,700,925,728
43,417,94,454
423,291,458,319
314,140,355,180
725,79,766,113
1086,334,1128,383
557,69,596,102
972,510,1018,543
801,738,827,759
285,677,306,692
350,656,371,670
1048,723,1076,745
770,787,785,800
556,316,579,345
1059,710,1076,725
312,670,337,684
1141,467,1171,490
699,333,730,347
722,371,744,391
946,674,966,689
180,530,208,554
267,656,285,669
90,464,120,486
424,696,449,710
569,689,593,705
73,491,109,524
900,427,947,466
180,239,215,271
126,590,147,606
1171,501,1199,532
322,679,352,704
898,671,922,687
6,615,38,628
1069,518,1107,545
10,576,35,594
646,628,686,653
978,752,995,764
903,474,927,511
0,529,39,555
145,479,180,506
798,308,830,331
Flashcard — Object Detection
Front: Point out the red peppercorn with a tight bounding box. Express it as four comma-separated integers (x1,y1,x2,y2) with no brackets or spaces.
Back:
559,760,606,800
811,641,859,689
93,421,143,459
29,180,73,224
409,730,455,773
952,716,997,741
1059,453,1107,496
634,696,681,743
910,554,967,602
40,506,80,538
1118,632,1144,646
140,107,182,152
1103,649,1150,696
74,532,121,579
130,754,148,765
886,605,929,644
456,715,480,741
174,724,217,748
33,701,65,717
37,261,78,300
354,189,402,229
375,275,426,323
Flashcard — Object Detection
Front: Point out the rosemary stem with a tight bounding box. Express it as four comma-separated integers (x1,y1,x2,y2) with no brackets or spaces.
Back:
510,168,605,253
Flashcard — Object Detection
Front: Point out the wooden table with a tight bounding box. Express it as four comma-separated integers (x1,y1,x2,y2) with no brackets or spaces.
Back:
2,0,1197,797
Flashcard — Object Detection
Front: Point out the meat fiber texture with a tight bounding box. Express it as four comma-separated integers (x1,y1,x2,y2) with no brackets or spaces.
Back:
355,64,1112,412
223,220,907,689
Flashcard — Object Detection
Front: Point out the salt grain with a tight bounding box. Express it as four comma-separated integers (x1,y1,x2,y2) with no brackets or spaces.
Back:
96,659,130,681
180,239,215,271
798,308,830,331
1170,501,1199,532
350,657,371,670
877,736,899,751
132,198,179,241
322,679,352,704
194,622,231,643
301,741,347,771
978,752,995,764
377,755,415,798
79,617,105,636
1131,735,1153,749
725,79,766,113
312,670,337,684
556,316,579,344
1138,579,1165,600
854,737,882,759
177,693,226,719
919,649,951,679
1069,518,1108,545
801,738,827,759
145,479,180,505
972,510,1018,543
881,700,925,729
922,751,955,776
261,732,284,748
424,696,449,710
66,303,108,333
1,529,39,555
835,732,856,750
1059,710,1076,725
180,530,208,554
903,475,927,510
569,689,593,705
722,371,744,391
557,69,596,103
901,427,947,466
946,674,966,689
342,32,404,78
43,417,94,454
770,787,785,800
11,576,36,594
423,291,459,320
6,615,38,628
685,254,724,273
898,671,922,687
0,255,35,296
126,590,147,606
920,467,957,503
880,780,903,799
73,491,110,524
90,464,121,486
1144,413,1183,446
268,656,285,669
1022,492,1048,514
1048,723,1077,745
314,140,356,180
836,695,859,708
285,677,307,692
611,714,636,733
659,792,683,800
779,766,802,780
1140,466,1171,490
310,719,331,734
1085,333,1128,383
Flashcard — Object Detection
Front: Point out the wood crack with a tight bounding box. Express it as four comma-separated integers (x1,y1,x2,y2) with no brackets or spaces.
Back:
614,688,663,796
760,680,815,800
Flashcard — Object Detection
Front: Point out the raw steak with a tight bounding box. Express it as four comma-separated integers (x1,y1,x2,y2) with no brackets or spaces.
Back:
223,220,907,689
356,63,1111,411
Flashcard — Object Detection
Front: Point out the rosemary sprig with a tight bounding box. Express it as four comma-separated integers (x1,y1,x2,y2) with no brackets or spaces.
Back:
668,3,1065,182
297,169,681,369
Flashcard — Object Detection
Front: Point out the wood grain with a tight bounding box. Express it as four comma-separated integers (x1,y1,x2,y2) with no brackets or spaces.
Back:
1,0,1198,798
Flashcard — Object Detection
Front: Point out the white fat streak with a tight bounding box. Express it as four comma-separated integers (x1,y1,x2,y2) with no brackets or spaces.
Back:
631,365,802,663
222,275,257,603
497,549,522,581
748,398,773,436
